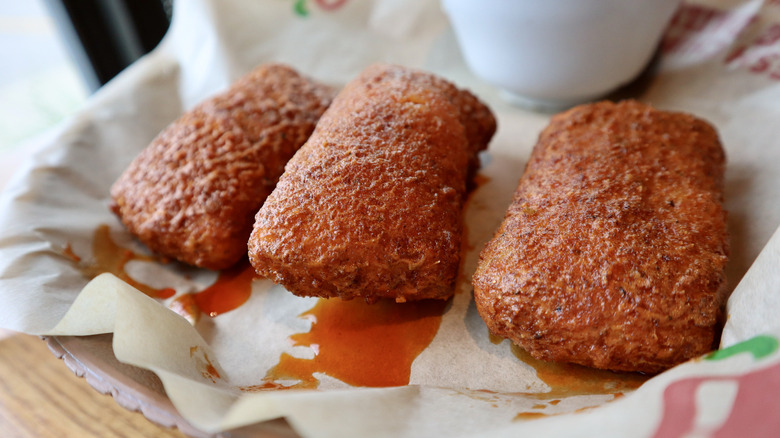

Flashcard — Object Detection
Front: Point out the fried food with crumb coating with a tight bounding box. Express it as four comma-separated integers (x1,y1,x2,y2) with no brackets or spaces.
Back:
473,100,729,373
110,64,335,270
249,64,496,302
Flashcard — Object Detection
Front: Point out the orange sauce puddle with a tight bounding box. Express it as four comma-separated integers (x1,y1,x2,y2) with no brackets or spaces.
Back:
514,412,547,420
510,344,648,399
173,261,257,322
63,224,256,320
487,333,648,420
256,297,448,390
489,333,647,399
73,224,175,299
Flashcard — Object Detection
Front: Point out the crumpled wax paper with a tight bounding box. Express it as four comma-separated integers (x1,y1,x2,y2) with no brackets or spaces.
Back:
2,0,780,436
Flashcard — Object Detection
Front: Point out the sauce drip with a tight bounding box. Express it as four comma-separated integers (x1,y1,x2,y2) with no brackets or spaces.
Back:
62,243,81,263
514,412,547,421
262,297,448,389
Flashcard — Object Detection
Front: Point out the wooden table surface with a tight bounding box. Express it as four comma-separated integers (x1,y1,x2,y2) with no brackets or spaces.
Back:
0,329,186,437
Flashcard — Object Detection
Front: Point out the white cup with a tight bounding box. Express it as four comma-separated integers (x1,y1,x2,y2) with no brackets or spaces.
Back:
442,0,680,110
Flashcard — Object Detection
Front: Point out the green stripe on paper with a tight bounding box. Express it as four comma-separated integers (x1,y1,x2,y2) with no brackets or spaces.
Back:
707,335,779,361
294,0,309,16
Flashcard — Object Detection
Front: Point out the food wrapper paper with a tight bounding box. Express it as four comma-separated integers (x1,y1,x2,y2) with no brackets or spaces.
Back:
2,0,780,436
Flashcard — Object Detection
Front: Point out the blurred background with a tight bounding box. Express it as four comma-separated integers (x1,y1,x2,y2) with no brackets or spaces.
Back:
0,0,170,187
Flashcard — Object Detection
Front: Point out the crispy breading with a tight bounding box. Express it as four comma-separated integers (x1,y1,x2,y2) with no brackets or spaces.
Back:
248,64,496,302
110,64,335,270
473,100,729,373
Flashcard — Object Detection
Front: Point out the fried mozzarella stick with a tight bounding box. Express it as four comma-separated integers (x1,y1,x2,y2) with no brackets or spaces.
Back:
110,64,335,270
473,100,729,373
249,64,496,302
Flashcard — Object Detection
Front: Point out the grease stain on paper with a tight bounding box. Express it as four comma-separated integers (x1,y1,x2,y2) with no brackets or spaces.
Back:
190,345,222,383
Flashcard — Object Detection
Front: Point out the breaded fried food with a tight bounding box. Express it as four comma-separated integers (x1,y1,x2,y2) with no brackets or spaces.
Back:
248,64,496,302
473,100,729,373
110,64,335,270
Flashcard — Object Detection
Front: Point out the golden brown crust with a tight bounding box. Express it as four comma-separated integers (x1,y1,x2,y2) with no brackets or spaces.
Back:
472,100,729,373
248,64,496,302
110,64,335,270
